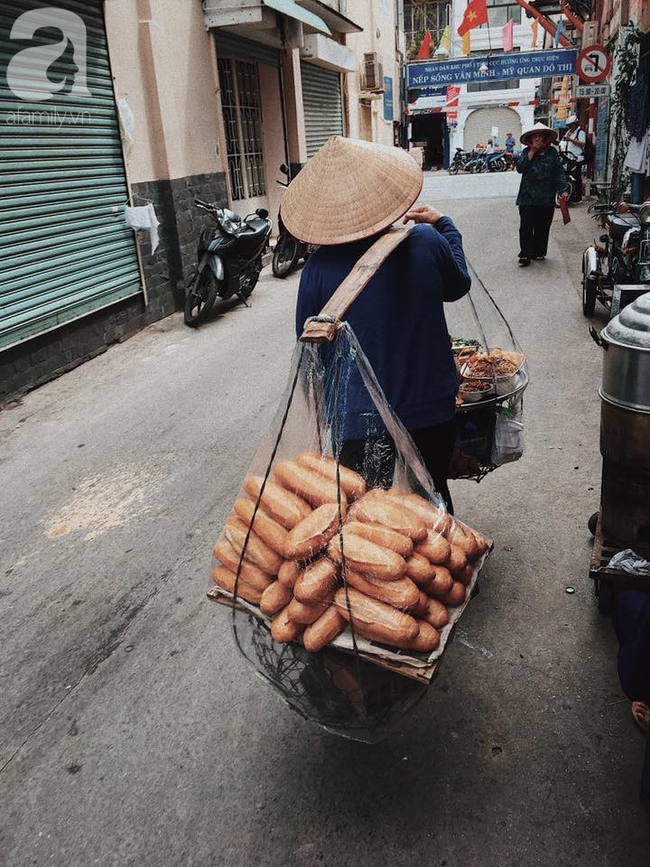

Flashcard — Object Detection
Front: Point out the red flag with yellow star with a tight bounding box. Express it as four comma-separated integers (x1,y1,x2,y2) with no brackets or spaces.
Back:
457,0,488,37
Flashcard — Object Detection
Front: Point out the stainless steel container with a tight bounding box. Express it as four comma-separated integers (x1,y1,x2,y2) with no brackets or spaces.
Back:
600,292,650,412
598,292,650,549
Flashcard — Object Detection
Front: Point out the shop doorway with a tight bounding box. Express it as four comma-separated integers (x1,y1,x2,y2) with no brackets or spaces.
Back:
410,115,446,170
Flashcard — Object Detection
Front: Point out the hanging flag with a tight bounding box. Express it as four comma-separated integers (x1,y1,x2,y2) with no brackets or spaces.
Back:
438,25,451,54
457,0,488,37
553,16,563,48
462,30,471,55
502,18,514,52
416,30,432,59
530,18,539,49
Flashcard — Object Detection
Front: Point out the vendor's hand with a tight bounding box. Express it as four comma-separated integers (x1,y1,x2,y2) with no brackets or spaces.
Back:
559,191,569,201
403,204,444,225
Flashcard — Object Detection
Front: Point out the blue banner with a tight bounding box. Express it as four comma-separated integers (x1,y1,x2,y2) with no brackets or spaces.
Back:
406,49,577,88
383,76,393,122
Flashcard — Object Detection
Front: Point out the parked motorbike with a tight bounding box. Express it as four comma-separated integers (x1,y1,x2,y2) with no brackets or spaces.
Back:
582,200,650,317
558,151,579,204
272,164,315,279
184,199,272,327
448,148,471,175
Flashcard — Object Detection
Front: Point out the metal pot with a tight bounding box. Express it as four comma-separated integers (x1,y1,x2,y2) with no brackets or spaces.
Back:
599,292,650,412
596,292,650,548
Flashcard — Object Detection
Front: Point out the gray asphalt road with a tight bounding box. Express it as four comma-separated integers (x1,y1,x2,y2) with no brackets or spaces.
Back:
1,181,647,867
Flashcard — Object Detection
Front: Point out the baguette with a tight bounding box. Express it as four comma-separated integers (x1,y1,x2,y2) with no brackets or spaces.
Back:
333,587,419,647
457,563,475,587
412,590,431,618
343,569,420,610
277,559,302,588
273,460,348,511
259,581,293,616
212,539,273,591
284,503,341,560
211,566,263,605
349,490,427,541
406,621,441,653
293,557,339,604
438,581,467,607
233,497,289,556
270,605,305,643
447,521,479,559
286,597,331,625
400,492,451,535
415,529,451,565
405,551,437,585
224,515,282,575
422,596,449,629
295,452,366,501
344,520,413,558
447,545,468,576
303,606,346,652
423,565,453,597
243,475,311,529
327,531,407,581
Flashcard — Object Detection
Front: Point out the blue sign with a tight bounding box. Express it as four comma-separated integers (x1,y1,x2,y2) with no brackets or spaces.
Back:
383,76,393,122
406,49,577,88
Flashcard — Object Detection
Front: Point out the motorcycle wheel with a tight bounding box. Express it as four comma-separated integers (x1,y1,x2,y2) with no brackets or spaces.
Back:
495,157,508,172
448,163,460,175
240,255,262,299
582,272,598,316
184,268,220,327
272,234,300,278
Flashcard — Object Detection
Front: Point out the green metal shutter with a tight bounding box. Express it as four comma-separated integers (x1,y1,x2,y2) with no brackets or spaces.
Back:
214,31,280,68
0,0,142,351
301,62,342,158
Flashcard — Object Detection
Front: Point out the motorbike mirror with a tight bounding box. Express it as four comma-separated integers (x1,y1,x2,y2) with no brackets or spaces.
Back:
256,208,269,219
280,164,289,176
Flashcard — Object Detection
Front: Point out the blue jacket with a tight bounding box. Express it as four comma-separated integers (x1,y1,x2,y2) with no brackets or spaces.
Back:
295,219,471,438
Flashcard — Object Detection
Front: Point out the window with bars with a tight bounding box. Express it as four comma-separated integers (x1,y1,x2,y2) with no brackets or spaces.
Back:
217,58,266,201
478,0,522,28
404,0,451,59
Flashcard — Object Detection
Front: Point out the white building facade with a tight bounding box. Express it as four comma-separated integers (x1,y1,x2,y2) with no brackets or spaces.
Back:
408,0,544,164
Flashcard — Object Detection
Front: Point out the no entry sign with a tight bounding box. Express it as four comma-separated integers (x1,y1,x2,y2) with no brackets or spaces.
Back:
577,44,611,83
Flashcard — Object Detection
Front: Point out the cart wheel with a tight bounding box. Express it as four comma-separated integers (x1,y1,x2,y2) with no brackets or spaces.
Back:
597,583,616,616
587,512,598,536
582,273,597,317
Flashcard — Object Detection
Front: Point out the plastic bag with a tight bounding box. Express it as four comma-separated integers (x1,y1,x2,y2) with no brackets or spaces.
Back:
208,324,491,740
492,407,525,466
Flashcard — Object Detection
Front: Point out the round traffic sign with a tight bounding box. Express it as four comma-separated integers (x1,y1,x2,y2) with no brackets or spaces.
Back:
577,44,611,83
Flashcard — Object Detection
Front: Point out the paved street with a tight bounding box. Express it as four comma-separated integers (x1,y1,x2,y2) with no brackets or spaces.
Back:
1,176,648,867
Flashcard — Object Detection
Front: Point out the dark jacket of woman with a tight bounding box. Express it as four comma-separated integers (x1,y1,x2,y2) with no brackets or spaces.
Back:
516,146,569,207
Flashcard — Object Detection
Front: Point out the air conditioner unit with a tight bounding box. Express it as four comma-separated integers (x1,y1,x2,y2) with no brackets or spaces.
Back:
362,52,384,92
582,21,599,47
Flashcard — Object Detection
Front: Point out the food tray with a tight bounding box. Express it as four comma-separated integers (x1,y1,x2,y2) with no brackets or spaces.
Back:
207,545,492,684
456,367,529,412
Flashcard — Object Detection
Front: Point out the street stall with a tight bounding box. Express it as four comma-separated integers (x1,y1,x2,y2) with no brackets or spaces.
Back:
206,225,528,741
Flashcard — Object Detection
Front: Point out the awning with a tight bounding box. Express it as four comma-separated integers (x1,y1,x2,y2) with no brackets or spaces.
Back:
263,0,331,35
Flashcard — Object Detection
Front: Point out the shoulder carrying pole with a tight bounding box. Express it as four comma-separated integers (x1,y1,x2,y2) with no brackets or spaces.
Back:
299,227,412,343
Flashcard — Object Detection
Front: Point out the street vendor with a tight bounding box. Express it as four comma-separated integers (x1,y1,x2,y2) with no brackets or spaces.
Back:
282,136,471,512
516,122,570,267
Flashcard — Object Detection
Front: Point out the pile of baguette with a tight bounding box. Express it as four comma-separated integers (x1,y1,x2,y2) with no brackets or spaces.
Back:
212,451,489,659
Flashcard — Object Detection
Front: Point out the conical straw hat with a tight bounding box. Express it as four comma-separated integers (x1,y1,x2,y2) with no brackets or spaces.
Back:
280,136,423,245
520,122,558,145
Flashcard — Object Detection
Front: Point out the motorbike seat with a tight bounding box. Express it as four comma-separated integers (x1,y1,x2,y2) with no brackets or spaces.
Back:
606,213,640,242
